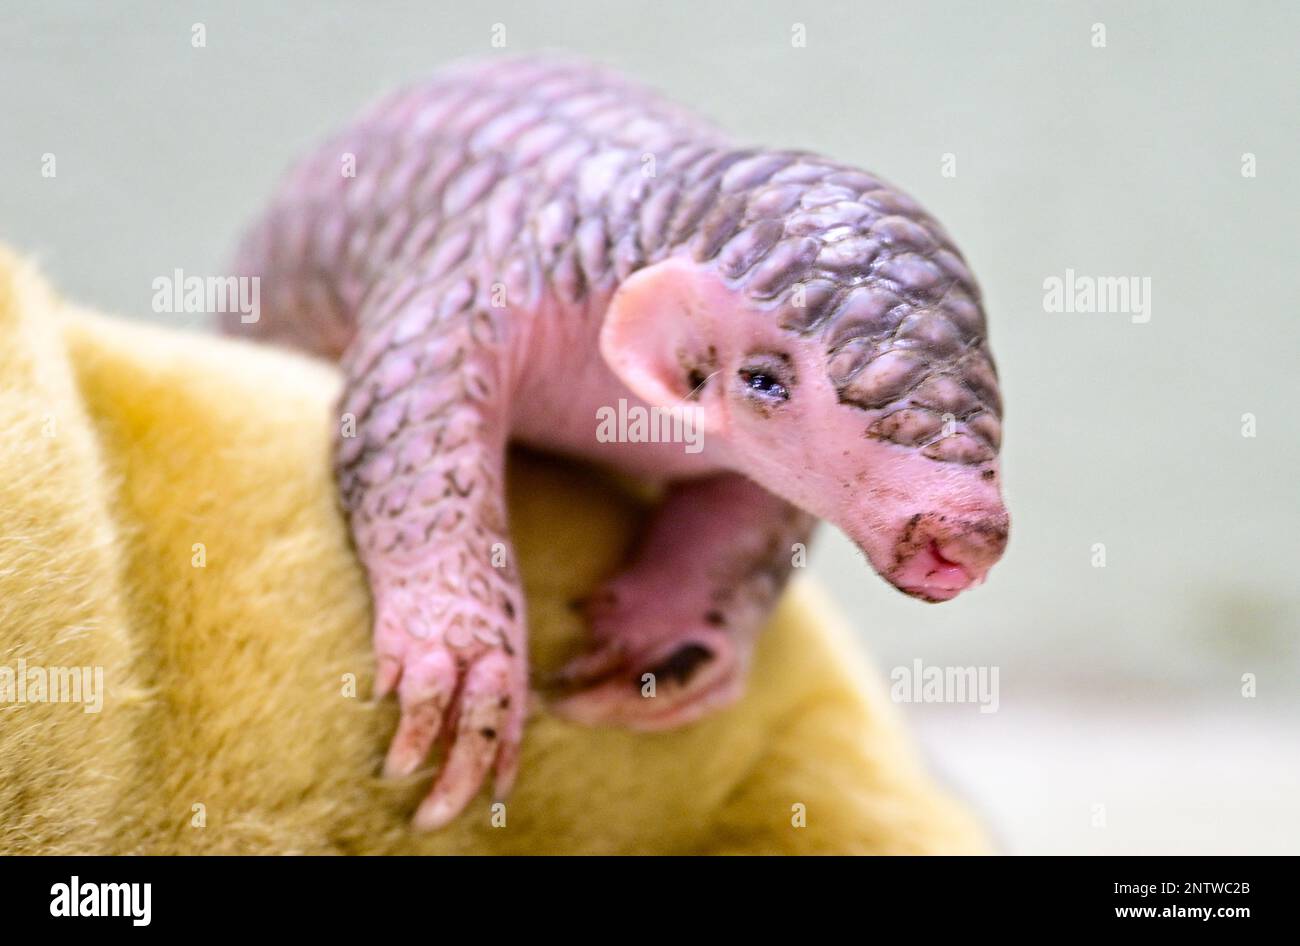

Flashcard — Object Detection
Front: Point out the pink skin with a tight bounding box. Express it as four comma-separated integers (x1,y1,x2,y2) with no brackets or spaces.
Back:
226,58,1009,830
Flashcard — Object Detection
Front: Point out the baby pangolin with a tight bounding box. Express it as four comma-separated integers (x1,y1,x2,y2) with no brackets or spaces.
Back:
226,57,1010,830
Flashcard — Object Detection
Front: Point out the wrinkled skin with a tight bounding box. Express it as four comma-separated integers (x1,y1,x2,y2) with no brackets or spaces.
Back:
226,57,1009,830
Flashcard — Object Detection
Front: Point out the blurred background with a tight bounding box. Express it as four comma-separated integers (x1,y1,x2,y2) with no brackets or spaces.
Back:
2,1,1296,853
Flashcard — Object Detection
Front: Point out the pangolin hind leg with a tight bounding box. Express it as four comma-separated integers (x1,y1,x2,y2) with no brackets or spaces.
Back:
553,474,814,728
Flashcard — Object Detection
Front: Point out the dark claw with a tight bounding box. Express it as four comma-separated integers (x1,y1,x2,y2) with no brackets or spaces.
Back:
646,643,714,687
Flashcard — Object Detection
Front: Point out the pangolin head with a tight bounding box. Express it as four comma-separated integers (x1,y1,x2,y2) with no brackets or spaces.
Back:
604,147,1010,601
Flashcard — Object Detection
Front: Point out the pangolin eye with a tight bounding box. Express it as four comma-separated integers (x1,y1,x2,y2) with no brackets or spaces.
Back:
739,370,789,401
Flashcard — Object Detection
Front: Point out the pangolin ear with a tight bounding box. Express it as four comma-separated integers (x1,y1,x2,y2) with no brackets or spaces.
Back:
599,257,720,418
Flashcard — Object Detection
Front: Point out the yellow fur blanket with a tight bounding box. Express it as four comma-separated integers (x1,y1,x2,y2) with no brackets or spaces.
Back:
0,248,986,854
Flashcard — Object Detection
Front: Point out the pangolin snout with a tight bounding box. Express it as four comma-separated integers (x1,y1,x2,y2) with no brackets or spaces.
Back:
888,509,1009,602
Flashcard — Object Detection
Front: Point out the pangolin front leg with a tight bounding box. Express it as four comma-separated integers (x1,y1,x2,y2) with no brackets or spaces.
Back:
553,475,814,729
335,270,527,830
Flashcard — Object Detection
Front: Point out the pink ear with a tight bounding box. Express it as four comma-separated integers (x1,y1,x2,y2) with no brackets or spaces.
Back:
599,257,711,411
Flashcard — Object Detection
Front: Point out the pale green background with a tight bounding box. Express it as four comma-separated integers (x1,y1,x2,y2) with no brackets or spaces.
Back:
3,1,1297,853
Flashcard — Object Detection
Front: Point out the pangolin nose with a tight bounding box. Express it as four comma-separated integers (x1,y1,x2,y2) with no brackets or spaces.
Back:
933,513,1009,580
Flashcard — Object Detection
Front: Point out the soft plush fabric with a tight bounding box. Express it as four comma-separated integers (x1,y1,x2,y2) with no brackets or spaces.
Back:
0,247,987,854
